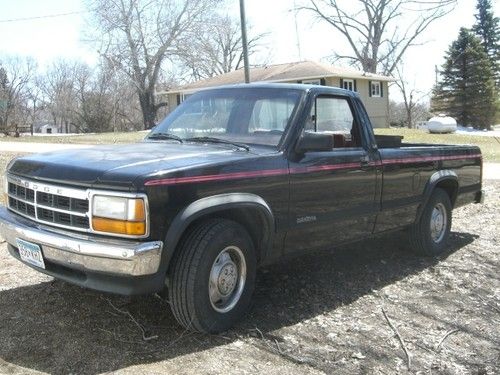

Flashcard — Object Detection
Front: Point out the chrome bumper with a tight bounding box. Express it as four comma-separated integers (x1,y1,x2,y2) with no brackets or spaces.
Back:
0,206,163,276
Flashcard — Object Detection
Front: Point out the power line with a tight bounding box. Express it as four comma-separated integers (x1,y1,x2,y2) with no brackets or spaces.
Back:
0,10,85,23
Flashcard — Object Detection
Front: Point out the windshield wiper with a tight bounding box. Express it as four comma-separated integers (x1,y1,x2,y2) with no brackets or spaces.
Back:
185,137,250,151
147,132,183,143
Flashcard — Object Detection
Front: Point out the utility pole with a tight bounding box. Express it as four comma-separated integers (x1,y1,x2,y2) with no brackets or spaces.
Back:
239,0,250,83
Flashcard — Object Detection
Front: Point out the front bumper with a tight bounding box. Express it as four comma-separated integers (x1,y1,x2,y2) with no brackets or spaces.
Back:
0,206,164,294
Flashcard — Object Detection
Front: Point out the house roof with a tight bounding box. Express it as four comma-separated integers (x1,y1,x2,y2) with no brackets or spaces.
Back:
163,60,394,94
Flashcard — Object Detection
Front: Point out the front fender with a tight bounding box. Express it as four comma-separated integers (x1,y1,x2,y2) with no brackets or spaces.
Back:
162,193,275,273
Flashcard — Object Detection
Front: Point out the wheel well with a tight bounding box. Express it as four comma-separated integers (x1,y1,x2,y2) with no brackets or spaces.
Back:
178,207,271,264
435,179,458,207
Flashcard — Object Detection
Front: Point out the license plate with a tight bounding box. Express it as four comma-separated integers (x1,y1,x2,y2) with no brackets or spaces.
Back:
16,238,46,269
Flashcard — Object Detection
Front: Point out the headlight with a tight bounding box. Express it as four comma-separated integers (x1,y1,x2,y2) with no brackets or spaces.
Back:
91,194,147,236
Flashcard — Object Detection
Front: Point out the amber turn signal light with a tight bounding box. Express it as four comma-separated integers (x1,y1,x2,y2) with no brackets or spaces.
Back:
92,217,146,236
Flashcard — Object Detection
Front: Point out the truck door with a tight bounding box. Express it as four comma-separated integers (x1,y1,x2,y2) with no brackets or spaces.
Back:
285,94,380,253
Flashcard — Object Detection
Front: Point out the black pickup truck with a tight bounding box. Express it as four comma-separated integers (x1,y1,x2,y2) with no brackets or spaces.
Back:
0,84,483,333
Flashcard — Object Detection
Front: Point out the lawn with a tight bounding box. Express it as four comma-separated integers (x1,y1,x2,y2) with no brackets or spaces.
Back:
1,128,499,161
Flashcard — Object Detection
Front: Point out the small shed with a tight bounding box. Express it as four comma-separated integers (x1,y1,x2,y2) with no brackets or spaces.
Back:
38,124,58,134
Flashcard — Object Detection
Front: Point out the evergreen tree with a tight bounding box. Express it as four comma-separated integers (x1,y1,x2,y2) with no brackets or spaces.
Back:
473,0,500,82
432,28,496,129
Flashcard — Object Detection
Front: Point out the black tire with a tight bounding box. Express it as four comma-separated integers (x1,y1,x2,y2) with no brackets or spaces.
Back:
168,218,256,333
409,188,452,256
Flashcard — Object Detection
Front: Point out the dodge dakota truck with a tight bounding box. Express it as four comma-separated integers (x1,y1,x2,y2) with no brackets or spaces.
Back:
0,83,484,333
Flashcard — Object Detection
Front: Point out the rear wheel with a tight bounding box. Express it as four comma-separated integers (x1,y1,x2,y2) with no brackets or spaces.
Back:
409,188,452,256
168,219,256,333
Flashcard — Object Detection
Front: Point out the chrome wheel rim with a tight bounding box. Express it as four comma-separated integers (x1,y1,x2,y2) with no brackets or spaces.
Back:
209,246,246,313
430,202,447,243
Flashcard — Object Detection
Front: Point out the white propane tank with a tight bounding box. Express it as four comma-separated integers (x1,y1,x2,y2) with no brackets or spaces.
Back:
427,115,457,134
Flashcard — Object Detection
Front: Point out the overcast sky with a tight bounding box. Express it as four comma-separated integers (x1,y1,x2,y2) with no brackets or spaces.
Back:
0,0,497,102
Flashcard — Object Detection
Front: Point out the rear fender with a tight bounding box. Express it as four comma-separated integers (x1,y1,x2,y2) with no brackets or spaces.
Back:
416,170,458,221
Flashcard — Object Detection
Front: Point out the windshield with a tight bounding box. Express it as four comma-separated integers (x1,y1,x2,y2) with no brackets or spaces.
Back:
149,87,303,148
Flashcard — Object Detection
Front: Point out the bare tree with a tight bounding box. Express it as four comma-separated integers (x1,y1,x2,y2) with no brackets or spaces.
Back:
392,65,430,127
86,0,218,129
72,63,116,133
0,56,37,135
40,59,138,134
109,75,144,131
98,61,144,131
178,15,268,81
40,59,83,133
300,0,456,74
389,99,429,127
27,76,44,136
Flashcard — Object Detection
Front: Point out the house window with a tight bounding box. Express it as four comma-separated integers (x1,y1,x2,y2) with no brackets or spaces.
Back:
302,79,321,85
370,81,382,97
342,79,355,91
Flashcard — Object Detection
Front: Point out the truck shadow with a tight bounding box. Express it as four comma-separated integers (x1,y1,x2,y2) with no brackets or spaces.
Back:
0,231,477,374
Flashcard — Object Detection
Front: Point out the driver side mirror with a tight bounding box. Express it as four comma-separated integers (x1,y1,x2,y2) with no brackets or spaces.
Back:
295,132,334,153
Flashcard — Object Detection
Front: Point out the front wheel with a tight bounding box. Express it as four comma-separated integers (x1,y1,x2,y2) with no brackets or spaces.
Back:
409,188,452,256
168,219,256,333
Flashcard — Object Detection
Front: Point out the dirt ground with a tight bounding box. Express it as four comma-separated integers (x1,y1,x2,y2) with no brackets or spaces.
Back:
0,154,498,374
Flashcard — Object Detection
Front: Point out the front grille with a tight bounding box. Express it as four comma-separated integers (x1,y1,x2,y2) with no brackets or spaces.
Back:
35,192,88,213
7,177,90,232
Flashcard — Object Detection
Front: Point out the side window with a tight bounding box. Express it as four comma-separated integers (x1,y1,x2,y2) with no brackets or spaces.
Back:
306,96,360,148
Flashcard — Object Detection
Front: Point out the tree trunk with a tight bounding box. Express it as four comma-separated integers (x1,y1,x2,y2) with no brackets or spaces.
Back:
407,108,413,129
139,92,157,130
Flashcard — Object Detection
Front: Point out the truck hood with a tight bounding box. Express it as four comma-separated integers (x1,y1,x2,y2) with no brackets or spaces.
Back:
8,141,263,190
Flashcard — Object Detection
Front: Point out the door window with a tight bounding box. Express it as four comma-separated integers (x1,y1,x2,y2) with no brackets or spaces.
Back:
306,96,360,147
